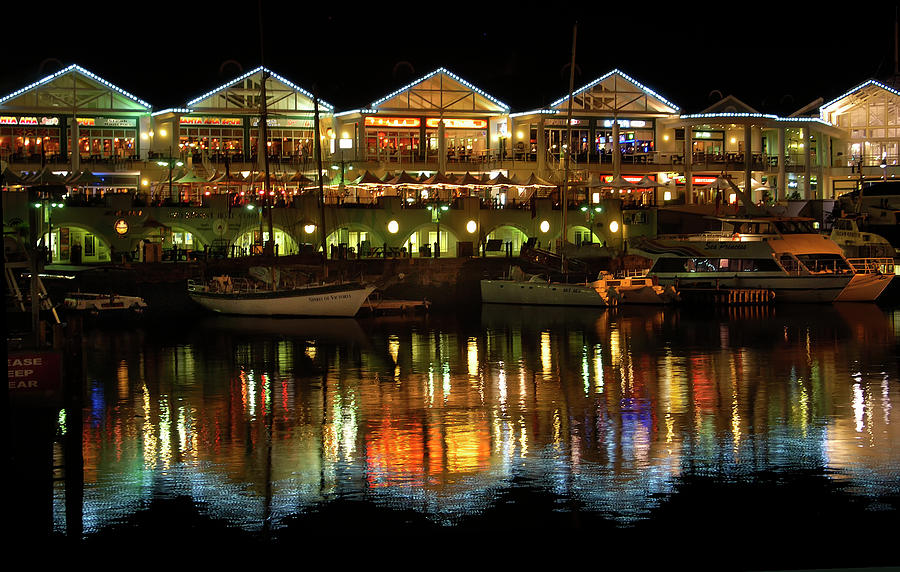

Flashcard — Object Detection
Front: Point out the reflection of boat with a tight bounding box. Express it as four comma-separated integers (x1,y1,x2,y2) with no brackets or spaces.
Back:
632,216,856,303
63,292,148,316
188,275,376,317
198,315,370,345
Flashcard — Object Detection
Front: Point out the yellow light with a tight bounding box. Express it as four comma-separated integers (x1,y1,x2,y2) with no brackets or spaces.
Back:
609,221,619,233
304,224,316,234
730,137,737,144
729,193,737,204
516,131,524,139
387,220,399,234
663,134,670,141
540,220,550,233
141,178,149,187
466,220,477,233
159,128,167,137
663,191,671,201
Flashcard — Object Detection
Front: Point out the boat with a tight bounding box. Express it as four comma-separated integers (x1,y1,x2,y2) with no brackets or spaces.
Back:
480,267,609,307
63,292,148,316
829,215,897,259
480,267,678,306
631,215,858,303
187,275,376,317
600,271,680,305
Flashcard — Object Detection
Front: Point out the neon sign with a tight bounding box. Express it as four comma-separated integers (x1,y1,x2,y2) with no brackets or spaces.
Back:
425,118,487,129
365,117,420,128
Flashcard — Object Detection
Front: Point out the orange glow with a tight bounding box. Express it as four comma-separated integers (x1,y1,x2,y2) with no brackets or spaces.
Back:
425,118,487,129
365,117,420,128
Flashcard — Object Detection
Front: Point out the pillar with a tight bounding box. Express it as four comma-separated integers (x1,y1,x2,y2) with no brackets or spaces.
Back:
803,127,812,199
438,119,447,173
537,114,546,177
612,118,621,178
684,123,693,204
777,126,786,201
744,124,753,203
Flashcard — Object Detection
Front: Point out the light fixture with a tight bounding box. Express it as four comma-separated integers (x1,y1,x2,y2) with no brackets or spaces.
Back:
540,220,550,233
466,220,477,233
387,220,399,234
609,221,619,233
304,224,316,234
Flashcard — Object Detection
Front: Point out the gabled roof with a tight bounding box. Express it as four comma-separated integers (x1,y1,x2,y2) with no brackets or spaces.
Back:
701,95,758,114
549,69,679,115
370,67,509,113
0,64,151,111
186,66,332,112
820,79,900,119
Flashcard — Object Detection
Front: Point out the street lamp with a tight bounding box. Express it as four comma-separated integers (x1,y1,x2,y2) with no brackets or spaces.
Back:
426,202,450,257
156,156,184,201
579,203,603,244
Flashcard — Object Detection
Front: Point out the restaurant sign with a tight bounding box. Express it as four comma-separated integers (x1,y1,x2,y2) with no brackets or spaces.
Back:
250,117,314,128
1,116,59,126
67,117,137,128
8,351,63,407
180,116,243,126
365,117,420,128
425,118,487,129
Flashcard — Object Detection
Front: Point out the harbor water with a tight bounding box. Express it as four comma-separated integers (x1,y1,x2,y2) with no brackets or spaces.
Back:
45,303,900,567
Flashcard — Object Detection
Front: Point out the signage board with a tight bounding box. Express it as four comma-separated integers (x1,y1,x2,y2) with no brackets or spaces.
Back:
8,351,63,407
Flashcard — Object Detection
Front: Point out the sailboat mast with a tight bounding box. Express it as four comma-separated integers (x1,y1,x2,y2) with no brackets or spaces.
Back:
258,0,274,257
314,93,328,277
562,22,578,271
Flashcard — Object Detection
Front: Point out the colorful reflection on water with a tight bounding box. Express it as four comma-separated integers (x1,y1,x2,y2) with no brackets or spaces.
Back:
60,304,900,538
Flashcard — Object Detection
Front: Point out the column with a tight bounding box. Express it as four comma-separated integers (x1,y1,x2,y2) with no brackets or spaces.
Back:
803,127,812,199
438,119,446,173
684,123,693,204
777,126,786,201
612,118,621,178
537,114,546,177
744,124,753,203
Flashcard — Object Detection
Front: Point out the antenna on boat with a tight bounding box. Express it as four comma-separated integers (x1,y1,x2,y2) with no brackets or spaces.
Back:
724,173,766,216
257,0,275,258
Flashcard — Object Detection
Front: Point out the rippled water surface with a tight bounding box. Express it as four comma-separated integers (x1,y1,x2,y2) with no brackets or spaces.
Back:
59,303,900,566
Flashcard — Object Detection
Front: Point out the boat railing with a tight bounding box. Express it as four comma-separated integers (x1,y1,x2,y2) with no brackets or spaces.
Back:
656,231,733,241
847,257,896,275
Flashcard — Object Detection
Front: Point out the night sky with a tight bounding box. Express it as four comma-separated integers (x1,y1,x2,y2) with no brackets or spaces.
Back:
3,3,899,116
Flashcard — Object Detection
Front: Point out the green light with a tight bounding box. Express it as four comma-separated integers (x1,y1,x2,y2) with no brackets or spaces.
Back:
33,203,42,208
427,205,433,210
440,205,449,211
246,204,255,210
580,205,588,212
594,206,603,213
157,161,167,167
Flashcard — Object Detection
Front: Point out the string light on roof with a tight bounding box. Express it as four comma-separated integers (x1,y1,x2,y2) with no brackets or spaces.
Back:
370,67,510,111
820,79,900,112
0,64,152,109
185,66,333,110
679,111,833,126
550,69,680,112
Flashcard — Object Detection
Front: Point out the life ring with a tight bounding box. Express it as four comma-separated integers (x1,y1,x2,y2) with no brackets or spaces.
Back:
732,233,741,241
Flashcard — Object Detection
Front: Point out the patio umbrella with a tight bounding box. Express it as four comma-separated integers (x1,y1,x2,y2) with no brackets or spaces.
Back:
289,171,315,186
487,172,516,186
27,167,68,185
353,170,386,185
421,172,456,186
522,172,557,188
456,172,484,186
635,175,664,188
384,171,420,185
699,175,733,191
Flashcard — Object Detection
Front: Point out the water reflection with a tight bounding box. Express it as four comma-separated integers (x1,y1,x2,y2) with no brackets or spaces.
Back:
66,305,900,538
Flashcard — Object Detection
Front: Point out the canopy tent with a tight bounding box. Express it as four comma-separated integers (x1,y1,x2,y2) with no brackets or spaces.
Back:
27,167,68,185
454,172,484,186
486,172,517,186
522,172,557,188
1,167,29,186
634,175,664,188
384,171,420,185
421,172,457,186
353,170,387,185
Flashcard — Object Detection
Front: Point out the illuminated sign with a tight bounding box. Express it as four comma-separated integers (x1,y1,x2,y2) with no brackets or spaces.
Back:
602,175,649,184
180,116,243,126
8,351,62,406
77,118,96,126
0,116,58,126
602,119,648,128
425,118,488,129
693,176,719,185
114,219,129,235
365,117,420,128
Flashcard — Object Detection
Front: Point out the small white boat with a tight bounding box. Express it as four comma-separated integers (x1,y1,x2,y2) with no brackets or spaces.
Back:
64,292,148,315
480,267,609,307
188,275,376,317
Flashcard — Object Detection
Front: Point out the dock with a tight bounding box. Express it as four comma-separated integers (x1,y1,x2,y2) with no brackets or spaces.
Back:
361,298,432,316
678,288,775,305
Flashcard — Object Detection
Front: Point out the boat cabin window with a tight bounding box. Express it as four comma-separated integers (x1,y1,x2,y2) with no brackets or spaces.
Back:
774,220,816,234
649,257,779,273
795,254,852,274
834,219,852,231
779,254,800,273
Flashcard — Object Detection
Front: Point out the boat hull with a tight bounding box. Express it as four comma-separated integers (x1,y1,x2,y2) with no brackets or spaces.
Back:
189,284,376,317
653,274,851,303
836,273,894,302
480,279,608,307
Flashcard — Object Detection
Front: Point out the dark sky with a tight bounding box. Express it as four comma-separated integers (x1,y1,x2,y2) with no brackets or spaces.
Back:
3,3,898,116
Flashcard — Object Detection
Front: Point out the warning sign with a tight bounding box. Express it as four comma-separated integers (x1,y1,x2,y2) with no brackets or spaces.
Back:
8,351,63,407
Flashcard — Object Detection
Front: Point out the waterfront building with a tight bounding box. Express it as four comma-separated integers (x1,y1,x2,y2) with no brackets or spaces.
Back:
3,63,899,264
